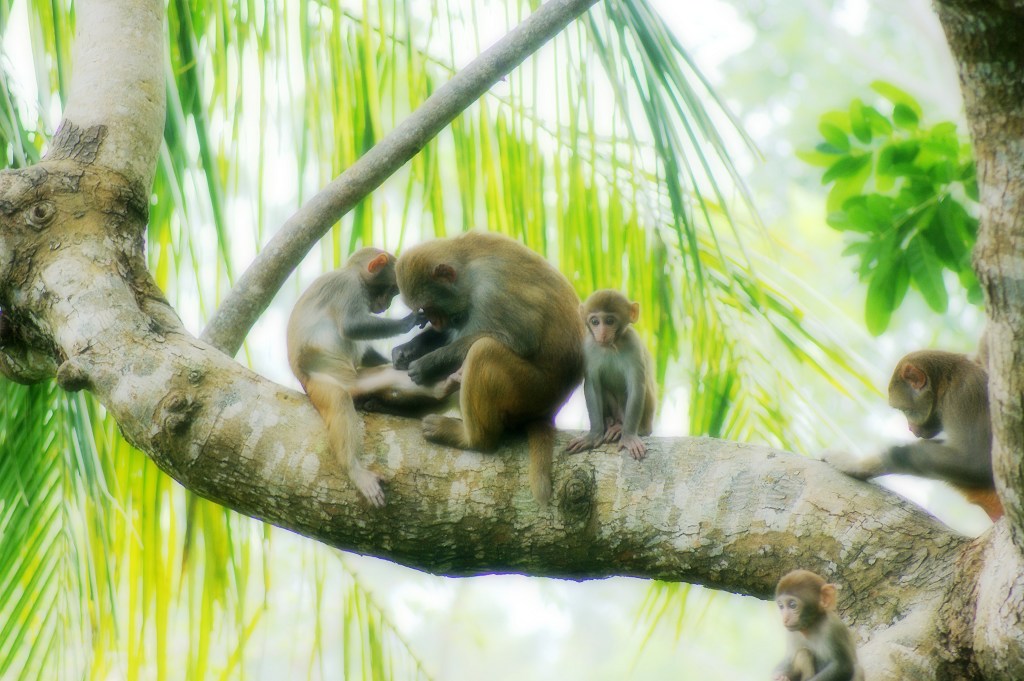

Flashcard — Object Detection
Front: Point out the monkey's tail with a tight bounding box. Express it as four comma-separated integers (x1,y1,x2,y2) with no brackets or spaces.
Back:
526,421,555,506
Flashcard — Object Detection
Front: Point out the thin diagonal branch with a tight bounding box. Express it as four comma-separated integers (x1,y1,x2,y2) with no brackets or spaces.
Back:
200,0,602,356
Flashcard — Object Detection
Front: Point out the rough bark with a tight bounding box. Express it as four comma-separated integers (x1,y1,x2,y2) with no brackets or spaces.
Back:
935,0,1024,538
0,0,1023,679
932,2,1024,675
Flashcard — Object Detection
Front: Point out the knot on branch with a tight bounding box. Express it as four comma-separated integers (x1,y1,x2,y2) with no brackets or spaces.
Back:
559,465,595,525
25,200,56,231
157,389,202,436
56,356,92,392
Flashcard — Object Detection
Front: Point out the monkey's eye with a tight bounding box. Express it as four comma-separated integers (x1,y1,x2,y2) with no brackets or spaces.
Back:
589,318,600,327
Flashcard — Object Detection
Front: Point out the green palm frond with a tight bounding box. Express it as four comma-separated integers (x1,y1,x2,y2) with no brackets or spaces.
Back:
0,384,118,680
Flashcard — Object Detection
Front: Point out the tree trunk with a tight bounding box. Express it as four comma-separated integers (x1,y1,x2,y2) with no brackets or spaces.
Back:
0,0,1022,679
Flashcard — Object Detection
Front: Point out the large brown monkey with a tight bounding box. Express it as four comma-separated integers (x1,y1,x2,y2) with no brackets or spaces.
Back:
287,247,456,507
565,290,656,460
824,349,1000,520
773,570,864,681
394,231,585,505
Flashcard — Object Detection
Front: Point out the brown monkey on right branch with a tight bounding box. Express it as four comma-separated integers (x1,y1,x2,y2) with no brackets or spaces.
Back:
394,231,585,506
824,349,1001,520
773,569,864,681
565,290,656,460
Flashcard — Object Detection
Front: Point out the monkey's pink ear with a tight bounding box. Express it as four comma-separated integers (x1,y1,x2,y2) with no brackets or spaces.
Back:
820,584,838,610
367,253,391,274
629,302,640,324
902,363,927,391
432,263,457,283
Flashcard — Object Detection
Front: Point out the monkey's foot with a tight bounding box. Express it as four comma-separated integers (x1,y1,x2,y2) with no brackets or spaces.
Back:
422,414,467,448
565,432,602,453
620,434,647,461
350,467,386,507
434,370,463,398
602,423,623,443
820,448,881,480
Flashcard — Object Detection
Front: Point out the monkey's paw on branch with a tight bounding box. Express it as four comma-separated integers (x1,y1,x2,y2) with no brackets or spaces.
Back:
602,420,623,443
421,413,465,446
821,448,883,480
565,432,603,454
352,467,387,508
619,434,647,461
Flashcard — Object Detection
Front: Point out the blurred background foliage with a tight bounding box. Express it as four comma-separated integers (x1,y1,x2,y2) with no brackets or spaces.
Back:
802,81,980,334
0,0,989,679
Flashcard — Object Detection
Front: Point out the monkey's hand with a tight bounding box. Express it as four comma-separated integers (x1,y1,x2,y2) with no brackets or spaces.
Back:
393,344,414,370
566,432,603,453
619,434,647,461
401,311,428,332
821,448,883,480
407,358,429,385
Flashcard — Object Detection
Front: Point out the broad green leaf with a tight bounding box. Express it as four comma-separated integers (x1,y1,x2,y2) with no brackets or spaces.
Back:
871,80,923,117
797,148,844,166
849,98,872,143
865,263,896,335
877,141,920,174
907,235,948,313
819,120,851,152
863,105,893,135
822,153,871,184
937,196,974,252
928,160,955,183
893,103,920,129
825,162,871,213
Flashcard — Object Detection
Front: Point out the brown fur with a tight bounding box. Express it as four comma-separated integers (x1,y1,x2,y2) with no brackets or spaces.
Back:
395,232,584,505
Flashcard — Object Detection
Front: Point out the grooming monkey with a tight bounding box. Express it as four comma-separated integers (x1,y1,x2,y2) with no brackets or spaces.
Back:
287,247,456,507
393,231,585,505
773,570,864,681
824,349,1000,520
565,290,656,460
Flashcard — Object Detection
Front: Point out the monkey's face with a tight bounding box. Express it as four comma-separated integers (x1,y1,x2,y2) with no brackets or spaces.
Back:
776,594,808,631
368,283,400,314
889,383,941,439
396,261,464,331
586,312,623,346
905,410,942,439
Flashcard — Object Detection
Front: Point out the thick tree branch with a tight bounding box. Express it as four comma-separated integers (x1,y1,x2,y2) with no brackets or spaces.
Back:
55,0,165,193
199,0,602,357
934,0,1024,549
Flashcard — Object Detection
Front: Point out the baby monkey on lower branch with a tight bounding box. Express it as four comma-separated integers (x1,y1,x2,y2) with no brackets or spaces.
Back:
566,290,656,460
773,570,864,681
287,248,457,507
